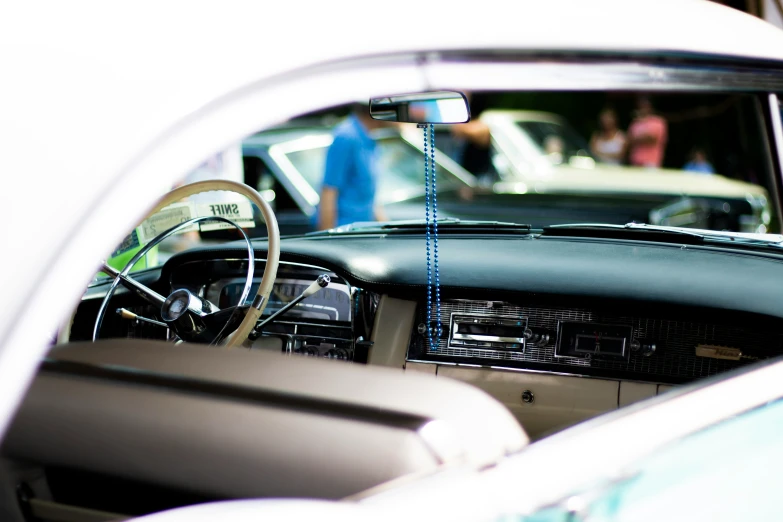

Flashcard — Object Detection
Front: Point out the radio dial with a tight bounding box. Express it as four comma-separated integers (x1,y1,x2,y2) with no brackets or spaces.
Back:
295,345,320,357
326,348,349,360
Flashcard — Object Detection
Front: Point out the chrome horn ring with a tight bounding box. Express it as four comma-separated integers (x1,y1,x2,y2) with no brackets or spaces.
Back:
93,215,255,345
91,179,280,347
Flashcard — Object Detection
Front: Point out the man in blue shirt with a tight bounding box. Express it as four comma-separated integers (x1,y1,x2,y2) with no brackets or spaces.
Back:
683,147,715,175
317,105,389,230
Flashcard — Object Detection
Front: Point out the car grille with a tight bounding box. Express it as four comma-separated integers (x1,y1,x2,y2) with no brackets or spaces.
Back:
408,299,783,383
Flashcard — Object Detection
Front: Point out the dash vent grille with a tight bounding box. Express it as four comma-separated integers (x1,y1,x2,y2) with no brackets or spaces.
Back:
410,299,783,381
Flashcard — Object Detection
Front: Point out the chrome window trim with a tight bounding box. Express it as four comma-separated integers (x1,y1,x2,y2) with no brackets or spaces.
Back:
244,148,316,217
768,93,783,202
423,58,783,92
267,144,322,209
274,133,334,154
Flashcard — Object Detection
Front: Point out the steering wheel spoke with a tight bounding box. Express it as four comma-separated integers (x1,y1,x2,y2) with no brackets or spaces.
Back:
101,261,166,307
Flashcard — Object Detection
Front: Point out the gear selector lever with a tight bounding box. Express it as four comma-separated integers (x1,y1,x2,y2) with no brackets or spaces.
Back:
248,274,330,339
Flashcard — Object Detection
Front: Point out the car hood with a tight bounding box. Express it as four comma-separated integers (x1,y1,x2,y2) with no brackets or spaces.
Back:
498,164,768,199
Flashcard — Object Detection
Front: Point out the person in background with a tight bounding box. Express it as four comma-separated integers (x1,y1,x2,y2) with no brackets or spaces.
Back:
627,96,668,168
450,92,494,185
317,104,389,230
543,135,565,165
683,147,715,174
590,108,626,165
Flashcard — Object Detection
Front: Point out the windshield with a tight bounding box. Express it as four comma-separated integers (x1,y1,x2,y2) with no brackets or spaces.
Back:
106,90,780,273
283,134,461,203
516,119,594,166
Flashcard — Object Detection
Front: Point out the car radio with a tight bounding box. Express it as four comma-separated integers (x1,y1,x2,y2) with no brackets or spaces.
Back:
448,314,528,351
555,321,633,361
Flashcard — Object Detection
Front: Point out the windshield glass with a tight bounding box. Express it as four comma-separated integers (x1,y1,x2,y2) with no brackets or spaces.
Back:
106,90,780,274
516,119,594,166
284,134,461,203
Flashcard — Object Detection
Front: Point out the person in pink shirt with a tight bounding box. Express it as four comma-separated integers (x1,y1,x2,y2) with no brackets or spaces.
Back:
627,96,668,168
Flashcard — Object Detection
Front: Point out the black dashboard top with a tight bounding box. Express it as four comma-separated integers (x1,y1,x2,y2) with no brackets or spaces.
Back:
164,234,783,320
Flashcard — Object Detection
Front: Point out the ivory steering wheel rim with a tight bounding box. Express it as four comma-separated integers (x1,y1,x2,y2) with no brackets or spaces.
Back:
95,180,280,348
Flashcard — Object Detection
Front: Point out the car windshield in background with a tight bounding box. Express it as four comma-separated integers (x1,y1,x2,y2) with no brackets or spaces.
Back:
516,119,594,166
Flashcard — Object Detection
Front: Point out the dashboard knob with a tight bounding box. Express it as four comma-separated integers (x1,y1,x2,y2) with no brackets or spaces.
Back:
641,343,657,357
295,345,320,357
326,348,349,360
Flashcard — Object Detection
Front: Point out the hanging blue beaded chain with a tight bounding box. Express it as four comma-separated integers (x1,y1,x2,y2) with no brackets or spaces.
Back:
421,123,441,351
430,124,441,348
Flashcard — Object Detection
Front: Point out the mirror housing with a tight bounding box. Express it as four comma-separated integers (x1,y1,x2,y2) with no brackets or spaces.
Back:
370,91,470,124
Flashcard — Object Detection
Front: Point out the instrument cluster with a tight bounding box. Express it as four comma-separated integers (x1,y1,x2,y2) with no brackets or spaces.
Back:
185,260,378,363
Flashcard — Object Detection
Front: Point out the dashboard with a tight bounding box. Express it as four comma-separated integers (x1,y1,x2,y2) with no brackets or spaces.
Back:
75,233,783,384
77,258,379,363
70,232,783,439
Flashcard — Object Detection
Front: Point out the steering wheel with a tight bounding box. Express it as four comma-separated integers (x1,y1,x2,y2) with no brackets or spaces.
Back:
92,180,280,347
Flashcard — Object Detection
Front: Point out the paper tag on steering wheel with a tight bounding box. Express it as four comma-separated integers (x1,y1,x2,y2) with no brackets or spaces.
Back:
137,202,196,244
197,200,256,231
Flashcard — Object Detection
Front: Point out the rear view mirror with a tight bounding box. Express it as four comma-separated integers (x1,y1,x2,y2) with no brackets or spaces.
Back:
370,91,470,124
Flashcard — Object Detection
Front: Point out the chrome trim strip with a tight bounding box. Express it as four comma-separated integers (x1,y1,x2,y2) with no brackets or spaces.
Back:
260,332,353,344
424,60,783,92
449,312,528,348
267,143,321,207
453,315,526,326
172,257,350,300
274,133,334,154
273,320,352,329
769,93,783,202
452,334,526,343
405,358,675,387
176,258,337,277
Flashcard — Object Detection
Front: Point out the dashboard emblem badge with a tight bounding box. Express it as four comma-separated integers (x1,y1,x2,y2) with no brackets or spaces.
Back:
695,345,743,361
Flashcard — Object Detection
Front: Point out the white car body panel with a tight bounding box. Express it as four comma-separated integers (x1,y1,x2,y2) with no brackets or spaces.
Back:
2,0,783,490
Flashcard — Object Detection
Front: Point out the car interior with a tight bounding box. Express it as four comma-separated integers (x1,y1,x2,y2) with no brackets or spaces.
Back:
3,75,783,522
